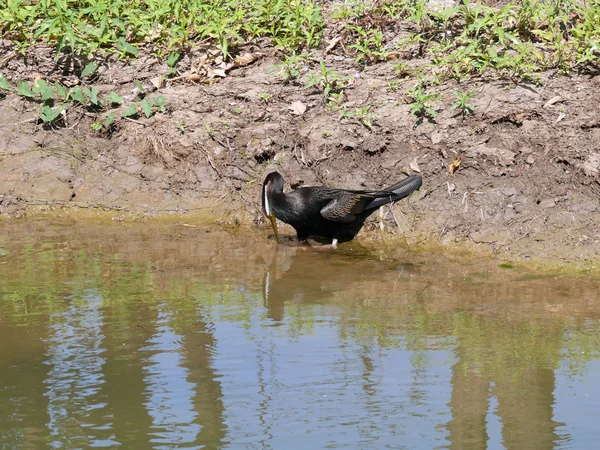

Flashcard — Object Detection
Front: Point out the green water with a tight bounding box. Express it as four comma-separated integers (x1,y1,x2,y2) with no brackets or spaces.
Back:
1,220,600,449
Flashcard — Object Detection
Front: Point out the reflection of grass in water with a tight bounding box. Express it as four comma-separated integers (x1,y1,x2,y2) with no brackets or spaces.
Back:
3,226,600,382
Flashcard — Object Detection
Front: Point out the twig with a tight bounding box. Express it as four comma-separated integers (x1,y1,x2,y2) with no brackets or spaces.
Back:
0,51,16,68
123,117,146,126
203,148,221,178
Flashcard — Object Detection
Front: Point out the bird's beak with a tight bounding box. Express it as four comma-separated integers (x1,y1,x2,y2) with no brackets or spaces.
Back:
268,213,280,243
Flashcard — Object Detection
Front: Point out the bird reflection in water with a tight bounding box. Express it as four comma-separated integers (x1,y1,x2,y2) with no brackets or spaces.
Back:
261,243,416,324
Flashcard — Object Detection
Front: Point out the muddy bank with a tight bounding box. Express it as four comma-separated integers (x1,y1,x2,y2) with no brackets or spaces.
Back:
1,44,600,268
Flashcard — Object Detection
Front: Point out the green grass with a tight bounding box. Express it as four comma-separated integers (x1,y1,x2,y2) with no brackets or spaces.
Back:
1,0,597,79
334,0,600,83
1,0,599,132
0,0,325,58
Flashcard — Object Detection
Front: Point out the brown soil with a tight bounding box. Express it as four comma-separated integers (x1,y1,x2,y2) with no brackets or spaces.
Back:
1,37,600,268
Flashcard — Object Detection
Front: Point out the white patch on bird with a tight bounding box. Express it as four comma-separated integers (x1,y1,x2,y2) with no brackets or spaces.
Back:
264,185,271,216
332,238,338,249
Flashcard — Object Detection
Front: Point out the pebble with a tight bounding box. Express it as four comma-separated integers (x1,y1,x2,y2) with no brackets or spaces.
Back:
539,199,556,208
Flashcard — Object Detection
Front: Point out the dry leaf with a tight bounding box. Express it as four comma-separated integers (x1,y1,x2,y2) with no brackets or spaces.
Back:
289,100,307,116
234,52,259,67
150,76,164,89
409,157,420,173
210,68,226,78
385,51,402,60
449,158,461,174
325,36,342,54
197,54,209,67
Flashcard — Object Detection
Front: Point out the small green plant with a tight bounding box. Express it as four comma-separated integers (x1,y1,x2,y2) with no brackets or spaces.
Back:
451,90,476,117
91,112,117,131
407,83,440,125
331,0,370,20
273,53,306,82
80,61,99,79
327,92,345,107
257,92,272,103
140,95,166,118
32,79,54,101
39,105,64,124
386,80,403,92
340,105,379,130
305,61,349,102
121,103,139,118
393,61,414,78
83,86,101,106
133,80,146,96
17,81,35,99
67,87,88,105
166,52,180,75
347,26,388,63
116,37,139,57
0,73,11,94
106,91,124,106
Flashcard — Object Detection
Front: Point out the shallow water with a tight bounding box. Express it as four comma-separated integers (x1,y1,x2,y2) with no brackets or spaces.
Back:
1,219,600,449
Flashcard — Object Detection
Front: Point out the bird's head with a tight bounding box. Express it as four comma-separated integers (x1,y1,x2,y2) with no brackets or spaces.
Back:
262,171,284,243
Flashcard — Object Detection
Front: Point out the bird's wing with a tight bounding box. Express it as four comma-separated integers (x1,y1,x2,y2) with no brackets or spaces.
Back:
319,189,392,223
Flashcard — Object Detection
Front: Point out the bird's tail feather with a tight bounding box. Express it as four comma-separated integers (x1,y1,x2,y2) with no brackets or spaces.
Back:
365,175,422,210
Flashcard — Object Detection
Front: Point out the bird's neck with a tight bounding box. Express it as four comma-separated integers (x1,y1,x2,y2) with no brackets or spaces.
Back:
270,191,298,222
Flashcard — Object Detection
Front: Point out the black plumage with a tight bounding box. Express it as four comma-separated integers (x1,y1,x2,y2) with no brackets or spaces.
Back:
261,172,422,245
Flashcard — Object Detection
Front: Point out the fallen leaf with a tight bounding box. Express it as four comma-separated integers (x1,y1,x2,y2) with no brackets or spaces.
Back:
289,100,307,116
211,68,226,78
449,157,461,174
196,54,209,67
385,51,402,60
150,76,164,89
325,36,342,54
409,157,420,173
234,52,260,67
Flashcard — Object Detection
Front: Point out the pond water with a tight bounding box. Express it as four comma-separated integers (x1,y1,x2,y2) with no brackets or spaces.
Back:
1,219,600,449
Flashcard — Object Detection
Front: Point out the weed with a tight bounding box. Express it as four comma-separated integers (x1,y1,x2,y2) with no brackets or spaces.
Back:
0,73,10,92
393,61,414,78
451,90,476,117
347,26,388,63
0,0,325,60
257,92,272,103
273,53,306,83
387,80,403,92
331,0,370,20
340,105,379,130
39,105,65,125
305,61,349,103
407,83,440,125
81,61,98,79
